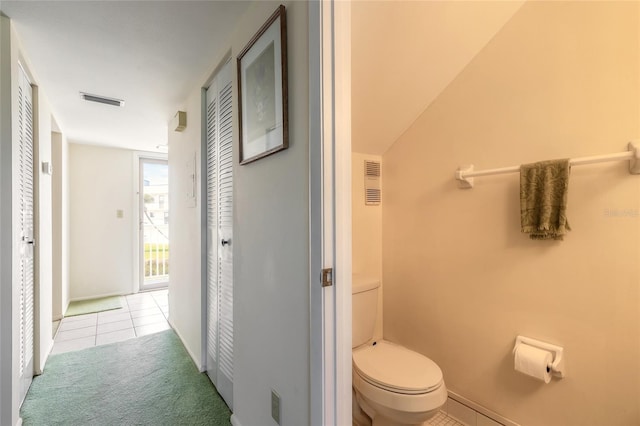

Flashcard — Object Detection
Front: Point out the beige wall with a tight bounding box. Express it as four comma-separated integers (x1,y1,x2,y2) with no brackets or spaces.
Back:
381,2,639,426
352,152,383,341
68,143,134,300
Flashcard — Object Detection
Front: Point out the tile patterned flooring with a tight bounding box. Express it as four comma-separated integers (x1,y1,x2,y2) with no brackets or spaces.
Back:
52,290,169,355
428,411,466,426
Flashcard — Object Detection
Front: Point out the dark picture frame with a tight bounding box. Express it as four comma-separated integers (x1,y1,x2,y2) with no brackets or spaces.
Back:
237,5,288,165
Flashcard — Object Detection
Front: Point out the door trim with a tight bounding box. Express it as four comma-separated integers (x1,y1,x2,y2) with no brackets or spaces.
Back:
333,4,353,425
309,2,352,425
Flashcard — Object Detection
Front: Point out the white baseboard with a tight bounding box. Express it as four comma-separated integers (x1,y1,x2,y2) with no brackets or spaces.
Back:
230,414,242,426
35,337,55,376
169,318,204,372
68,291,126,303
16,417,23,426
447,390,520,426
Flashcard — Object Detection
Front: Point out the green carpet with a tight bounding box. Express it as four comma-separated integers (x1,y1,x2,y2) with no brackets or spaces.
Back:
65,296,124,317
21,330,231,426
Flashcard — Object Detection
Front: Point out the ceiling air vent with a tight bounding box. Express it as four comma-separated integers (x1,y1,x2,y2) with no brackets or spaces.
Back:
364,160,381,206
80,92,125,107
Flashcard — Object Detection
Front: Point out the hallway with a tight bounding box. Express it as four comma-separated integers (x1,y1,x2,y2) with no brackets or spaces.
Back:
21,328,231,426
52,290,169,355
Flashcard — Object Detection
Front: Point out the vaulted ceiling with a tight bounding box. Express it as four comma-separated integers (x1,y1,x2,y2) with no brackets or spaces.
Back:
352,0,525,155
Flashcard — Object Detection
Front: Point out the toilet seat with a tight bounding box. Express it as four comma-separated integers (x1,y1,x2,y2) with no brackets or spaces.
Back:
353,340,443,395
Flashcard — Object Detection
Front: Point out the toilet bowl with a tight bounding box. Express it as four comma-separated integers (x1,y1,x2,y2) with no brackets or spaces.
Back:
352,276,447,426
352,340,447,426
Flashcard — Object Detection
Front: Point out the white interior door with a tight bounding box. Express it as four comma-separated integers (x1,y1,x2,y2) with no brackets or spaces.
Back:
205,60,233,408
18,64,35,406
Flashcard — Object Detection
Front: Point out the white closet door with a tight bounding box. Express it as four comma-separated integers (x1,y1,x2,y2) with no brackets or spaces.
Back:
18,65,35,405
206,60,233,408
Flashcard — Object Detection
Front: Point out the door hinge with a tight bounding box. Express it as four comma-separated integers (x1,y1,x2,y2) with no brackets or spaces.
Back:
321,268,333,287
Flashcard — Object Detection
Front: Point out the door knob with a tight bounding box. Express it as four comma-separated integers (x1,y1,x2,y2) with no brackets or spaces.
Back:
221,239,231,246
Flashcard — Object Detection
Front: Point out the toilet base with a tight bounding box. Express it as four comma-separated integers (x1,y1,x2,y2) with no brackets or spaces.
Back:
356,392,439,426
353,387,372,426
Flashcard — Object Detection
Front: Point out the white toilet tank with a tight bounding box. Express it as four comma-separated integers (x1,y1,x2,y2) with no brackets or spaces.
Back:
352,275,380,348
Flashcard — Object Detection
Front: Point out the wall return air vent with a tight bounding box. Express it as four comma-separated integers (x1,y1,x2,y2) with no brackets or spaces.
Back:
364,160,381,205
79,92,125,107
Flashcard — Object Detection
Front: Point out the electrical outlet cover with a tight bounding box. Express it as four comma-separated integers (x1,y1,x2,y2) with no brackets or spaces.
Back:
271,390,280,424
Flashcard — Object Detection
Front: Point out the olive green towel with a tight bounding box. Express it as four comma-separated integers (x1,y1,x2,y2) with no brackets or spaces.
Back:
520,159,571,240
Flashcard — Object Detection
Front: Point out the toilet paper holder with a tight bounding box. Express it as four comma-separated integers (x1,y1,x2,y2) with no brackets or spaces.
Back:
513,335,565,378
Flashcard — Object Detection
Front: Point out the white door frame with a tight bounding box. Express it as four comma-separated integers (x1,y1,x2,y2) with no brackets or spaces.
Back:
309,2,352,425
131,150,168,295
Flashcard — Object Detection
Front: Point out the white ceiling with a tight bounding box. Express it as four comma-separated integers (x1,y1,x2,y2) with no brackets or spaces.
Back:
1,0,251,152
2,1,526,155
352,0,525,155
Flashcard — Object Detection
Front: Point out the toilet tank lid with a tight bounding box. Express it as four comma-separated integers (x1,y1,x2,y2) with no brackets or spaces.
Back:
352,274,380,294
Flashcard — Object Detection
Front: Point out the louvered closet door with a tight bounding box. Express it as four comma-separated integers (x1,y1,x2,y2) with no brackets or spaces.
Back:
206,60,233,408
18,65,35,405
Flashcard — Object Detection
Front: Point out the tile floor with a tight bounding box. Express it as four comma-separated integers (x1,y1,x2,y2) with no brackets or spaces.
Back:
428,411,466,426
51,290,169,355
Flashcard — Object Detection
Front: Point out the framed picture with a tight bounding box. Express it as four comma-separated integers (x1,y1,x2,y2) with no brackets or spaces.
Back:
237,5,288,165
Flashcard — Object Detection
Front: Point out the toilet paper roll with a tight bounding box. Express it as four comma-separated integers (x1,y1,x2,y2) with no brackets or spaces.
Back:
514,343,553,383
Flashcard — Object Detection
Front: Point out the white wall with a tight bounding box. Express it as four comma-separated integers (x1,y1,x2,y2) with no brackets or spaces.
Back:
0,13,13,426
52,131,70,319
33,88,54,374
9,22,23,425
0,17,57,425
167,85,203,365
352,153,383,341
168,1,311,424
232,4,309,425
68,143,134,300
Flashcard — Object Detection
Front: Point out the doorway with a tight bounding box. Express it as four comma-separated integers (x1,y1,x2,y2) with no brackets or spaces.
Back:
139,158,169,291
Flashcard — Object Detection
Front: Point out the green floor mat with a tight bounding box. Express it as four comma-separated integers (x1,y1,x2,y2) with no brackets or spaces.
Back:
65,295,124,317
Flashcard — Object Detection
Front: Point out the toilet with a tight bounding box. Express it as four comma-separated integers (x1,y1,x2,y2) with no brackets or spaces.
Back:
352,276,447,426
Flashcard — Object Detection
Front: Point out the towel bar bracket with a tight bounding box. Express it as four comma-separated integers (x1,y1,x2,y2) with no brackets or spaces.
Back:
628,141,640,174
455,165,474,189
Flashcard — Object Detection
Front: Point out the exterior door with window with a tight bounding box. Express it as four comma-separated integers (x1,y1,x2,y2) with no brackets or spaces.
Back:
205,60,234,408
139,158,169,290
